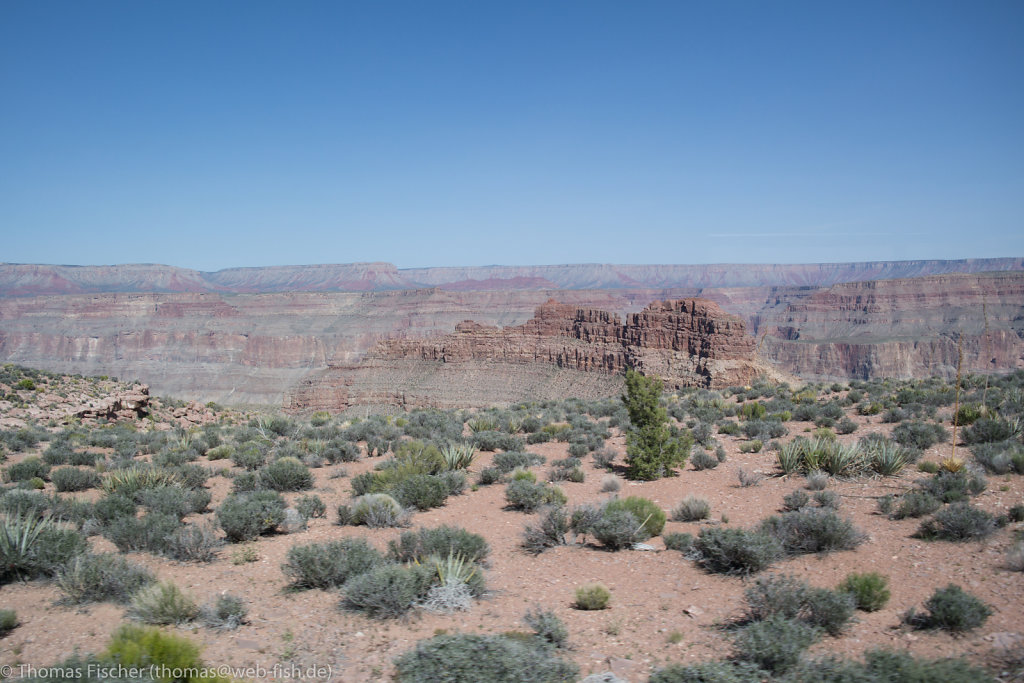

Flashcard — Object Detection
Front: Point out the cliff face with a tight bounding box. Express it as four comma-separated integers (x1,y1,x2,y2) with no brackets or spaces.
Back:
754,272,1024,379
286,297,774,412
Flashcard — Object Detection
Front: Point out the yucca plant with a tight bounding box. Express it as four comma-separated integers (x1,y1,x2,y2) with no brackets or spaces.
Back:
820,442,866,476
102,465,181,496
866,441,910,476
467,417,499,433
440,444,478,471
0,513,51,580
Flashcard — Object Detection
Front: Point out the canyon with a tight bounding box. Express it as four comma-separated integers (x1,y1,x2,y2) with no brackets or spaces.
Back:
0,261,1021,408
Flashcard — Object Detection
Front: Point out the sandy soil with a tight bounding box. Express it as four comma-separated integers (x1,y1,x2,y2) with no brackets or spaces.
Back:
1,412,1022,682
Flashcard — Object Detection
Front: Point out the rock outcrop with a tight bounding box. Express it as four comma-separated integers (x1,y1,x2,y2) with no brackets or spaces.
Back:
286,298,776,411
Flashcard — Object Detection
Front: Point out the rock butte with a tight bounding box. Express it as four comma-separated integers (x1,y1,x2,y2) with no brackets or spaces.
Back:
286,298,785,411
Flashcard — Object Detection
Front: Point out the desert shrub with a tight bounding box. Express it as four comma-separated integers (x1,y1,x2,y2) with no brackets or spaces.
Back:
202,593,247,630
392,633,579,683
103,512,180,554
216,491,286,542
574,582,610,610
605,496,666,536
838,572,890,612
323,439,361,464
510,468,536,482
127,580,199,625
137,485,194,519
835,417,857,435
782,490,810,511
718,422,741,436
893,421,948,451
591,447,616,470
694,527,782,575
57,552,155,604
392,473,449,510
813,490,840,509
295,494,326,520
5,457,50,483
283,538,383,589
505,479,565,512
524,606,569,649
738,439,763,454
51,467,101,492
93,494,137,525
205,444,234,461
916,502,997,541
672,496,711,522
165,521,221,562
691,449,720,470
103,623,231,683
744,573,810,621
231,443,266,470
0,489,51,518
733,615,820,674
648,661,767,683
663,532,694,552
891,491,941,519
492,451,545,473
904,584,991,633
477,467,503,485
388,525,490,564
471,431,524,452
962,417,1020,444
342,562,436,618
737,468,764,487
759,509,865,555
920,469,986,503
589,508,648,550
521,506,571,554
259,456,313,491
348,493,407,527
803,587,856,636
972,440,1024,475
102,465,181,496
600,475,621,492
0,609,17,637
1006,542,1024,572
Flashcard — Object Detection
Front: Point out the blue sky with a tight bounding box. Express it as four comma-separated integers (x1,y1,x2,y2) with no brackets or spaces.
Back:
1,1,1022,271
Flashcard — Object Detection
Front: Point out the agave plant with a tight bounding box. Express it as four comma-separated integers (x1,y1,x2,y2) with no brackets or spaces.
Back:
866,441,910,476
101,465,181,496
440,444,478,471
0,513,52,579
820,442,867,477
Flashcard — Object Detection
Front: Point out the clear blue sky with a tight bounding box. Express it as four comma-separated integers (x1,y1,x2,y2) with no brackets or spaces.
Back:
2,1,1022,271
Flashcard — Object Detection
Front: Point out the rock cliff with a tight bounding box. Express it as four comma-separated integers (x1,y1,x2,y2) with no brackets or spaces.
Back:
285,298,776,411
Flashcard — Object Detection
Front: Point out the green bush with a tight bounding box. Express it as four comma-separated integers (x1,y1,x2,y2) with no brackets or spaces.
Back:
672,495,711,521
963,417,1019,444
392,473,449,510
93,494,137,525
259,456,314,491
649,661,767,683
57,552,155,604
522,506,572,554
920,470,986,503
393,633,578,683
787,649,994,683
892,421,948,451
759,509,865,555
201,593,247,630
104,623,230,683
492,451,545,473
605,496,666,536
216,491,286,542
523,606,569,649
691,449,720,470
837,572,890,612
916,502,998,542
574,582,610,610
342,563,436,618
733,615,820,674
623,370,691,480
127,580,199,625
137,485,195,519
905,584,991,633
505,479,566,512
5,457,50,483
51,467,101,492
803,587,856,636
295,494,326,520
103,512,181,554
231,443,266,470
205,444,234,461
891,491,941,519
591,507,649,550
782,490,810,511
346,493,407,527
694,527,782,575
743,574,854,637
165,521,221,562
387,525,490,564
662,532,694,552
282,538,383,589
0,609,17,636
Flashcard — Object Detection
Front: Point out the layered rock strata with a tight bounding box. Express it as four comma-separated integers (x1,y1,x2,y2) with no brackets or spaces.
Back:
286,298,773,411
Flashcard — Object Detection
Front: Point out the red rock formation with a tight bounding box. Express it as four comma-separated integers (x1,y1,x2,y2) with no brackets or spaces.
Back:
288,297,775,411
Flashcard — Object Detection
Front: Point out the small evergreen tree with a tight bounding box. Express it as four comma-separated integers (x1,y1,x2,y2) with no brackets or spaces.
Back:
622,370,689,480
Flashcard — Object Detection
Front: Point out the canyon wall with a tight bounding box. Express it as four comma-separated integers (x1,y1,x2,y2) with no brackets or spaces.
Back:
1,262,1021,408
